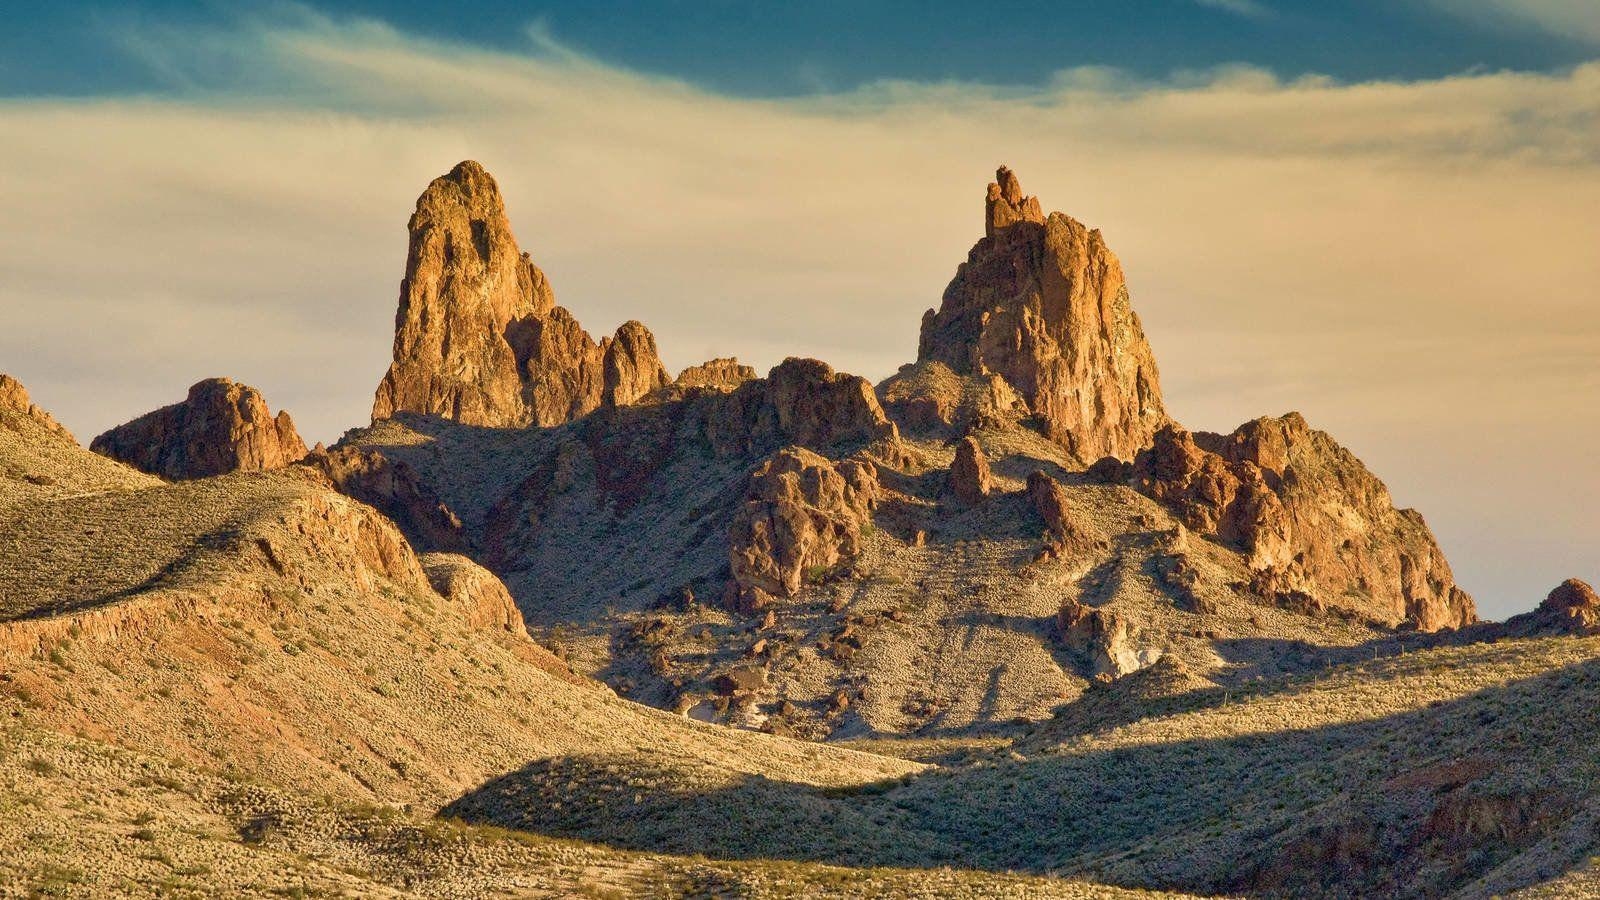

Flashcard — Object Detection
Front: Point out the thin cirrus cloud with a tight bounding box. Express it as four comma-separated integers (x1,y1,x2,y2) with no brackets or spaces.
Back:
1426,0,1600,43
0,12,1596,616
1192,0,1274,19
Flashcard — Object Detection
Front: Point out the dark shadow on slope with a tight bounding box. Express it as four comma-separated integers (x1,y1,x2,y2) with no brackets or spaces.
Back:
440,651,1600,899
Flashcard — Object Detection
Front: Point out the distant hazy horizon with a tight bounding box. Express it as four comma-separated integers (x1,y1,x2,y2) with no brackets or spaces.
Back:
2,3,1596,617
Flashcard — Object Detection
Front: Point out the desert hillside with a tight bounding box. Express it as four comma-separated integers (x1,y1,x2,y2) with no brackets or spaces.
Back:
3,159,1596,899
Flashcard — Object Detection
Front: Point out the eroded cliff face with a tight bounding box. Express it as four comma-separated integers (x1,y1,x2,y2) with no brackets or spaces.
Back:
372,160,667,428
90,378,307,480
0,374,73,442
1128,414,1476,631
911,166,1166,461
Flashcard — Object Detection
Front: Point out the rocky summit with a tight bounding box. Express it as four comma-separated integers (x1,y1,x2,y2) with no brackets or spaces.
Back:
8,158,1597,900
89,377,307,480
372,160,669,428
904,166,1166,462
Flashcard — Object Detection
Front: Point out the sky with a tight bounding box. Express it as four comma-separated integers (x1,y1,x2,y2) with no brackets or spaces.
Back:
1,1,1596,617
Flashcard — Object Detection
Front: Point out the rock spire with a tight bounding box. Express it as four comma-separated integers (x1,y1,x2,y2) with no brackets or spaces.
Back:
916,166,1166,461
372,161,668,428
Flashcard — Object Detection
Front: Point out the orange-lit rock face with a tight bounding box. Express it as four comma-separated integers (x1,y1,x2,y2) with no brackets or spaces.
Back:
918,166,1166,462
91,378,307,480
373,160,666,428
1129,414,1476,631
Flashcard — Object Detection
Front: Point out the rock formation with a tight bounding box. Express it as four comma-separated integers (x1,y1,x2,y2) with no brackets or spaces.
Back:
726,447,879,611
701,358,900,458
947,437,993,505
675,358,757,393
0,373,73,441
421,552,526,633
90,378,307,480
1128,414,1475,631
1057,598,1143,679
1027,470,1107,561
600,320,671,407
372,160,668,428
1501,579,1600,636
299,444,467,551
879,361,1028,436
912,166,1166,461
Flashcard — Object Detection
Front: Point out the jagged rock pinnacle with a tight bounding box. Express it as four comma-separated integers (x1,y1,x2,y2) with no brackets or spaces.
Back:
373,160,667,428
915,166,1166,461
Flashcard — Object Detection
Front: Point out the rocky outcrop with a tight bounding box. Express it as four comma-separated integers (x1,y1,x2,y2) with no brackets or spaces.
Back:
1501,579,1600,636
915,166,1166,462
877,361,1028,437
372,160,667,428
675,358,757,393
90,378,307,480
0,373,73,441
600,320,671,407
1130,425,1291,572
421,552,526,633
1127,414,1475,631
1028,470,1108,561
1057,597,1148,679
726,447,879,612
298,444,467,552
373,160,549,426
701,358,900,458
947,437,993,505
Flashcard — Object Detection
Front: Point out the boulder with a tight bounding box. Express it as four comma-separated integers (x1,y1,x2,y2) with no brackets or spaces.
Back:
726,447,879,611
947,436,993,505
90,378,307,480
1057,597,1146,679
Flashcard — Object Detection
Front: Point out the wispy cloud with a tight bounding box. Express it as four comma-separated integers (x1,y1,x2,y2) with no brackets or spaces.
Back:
0,12,1596,613
1193,0,1273,20
1426,0,1600,44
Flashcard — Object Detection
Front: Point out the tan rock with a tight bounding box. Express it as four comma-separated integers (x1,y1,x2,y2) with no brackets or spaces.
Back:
1027,470,1107,560
298,444,467,551
726,447,879,611
877,360,1027,436
675,358,757,393
1057,597,1144,679
600,320,671,407
1501,578,1600,636
373,160,546,427
917,166,1166,462
421,552,526,633
90,378,307,480
372,160,668,428
985,165,1045,237
703,358,900,458
0,373,73,442
947,436,993,505
1129,414,1474,631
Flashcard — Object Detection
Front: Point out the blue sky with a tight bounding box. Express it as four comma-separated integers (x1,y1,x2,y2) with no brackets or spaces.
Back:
0,3,1596,616
6,0,1597,98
